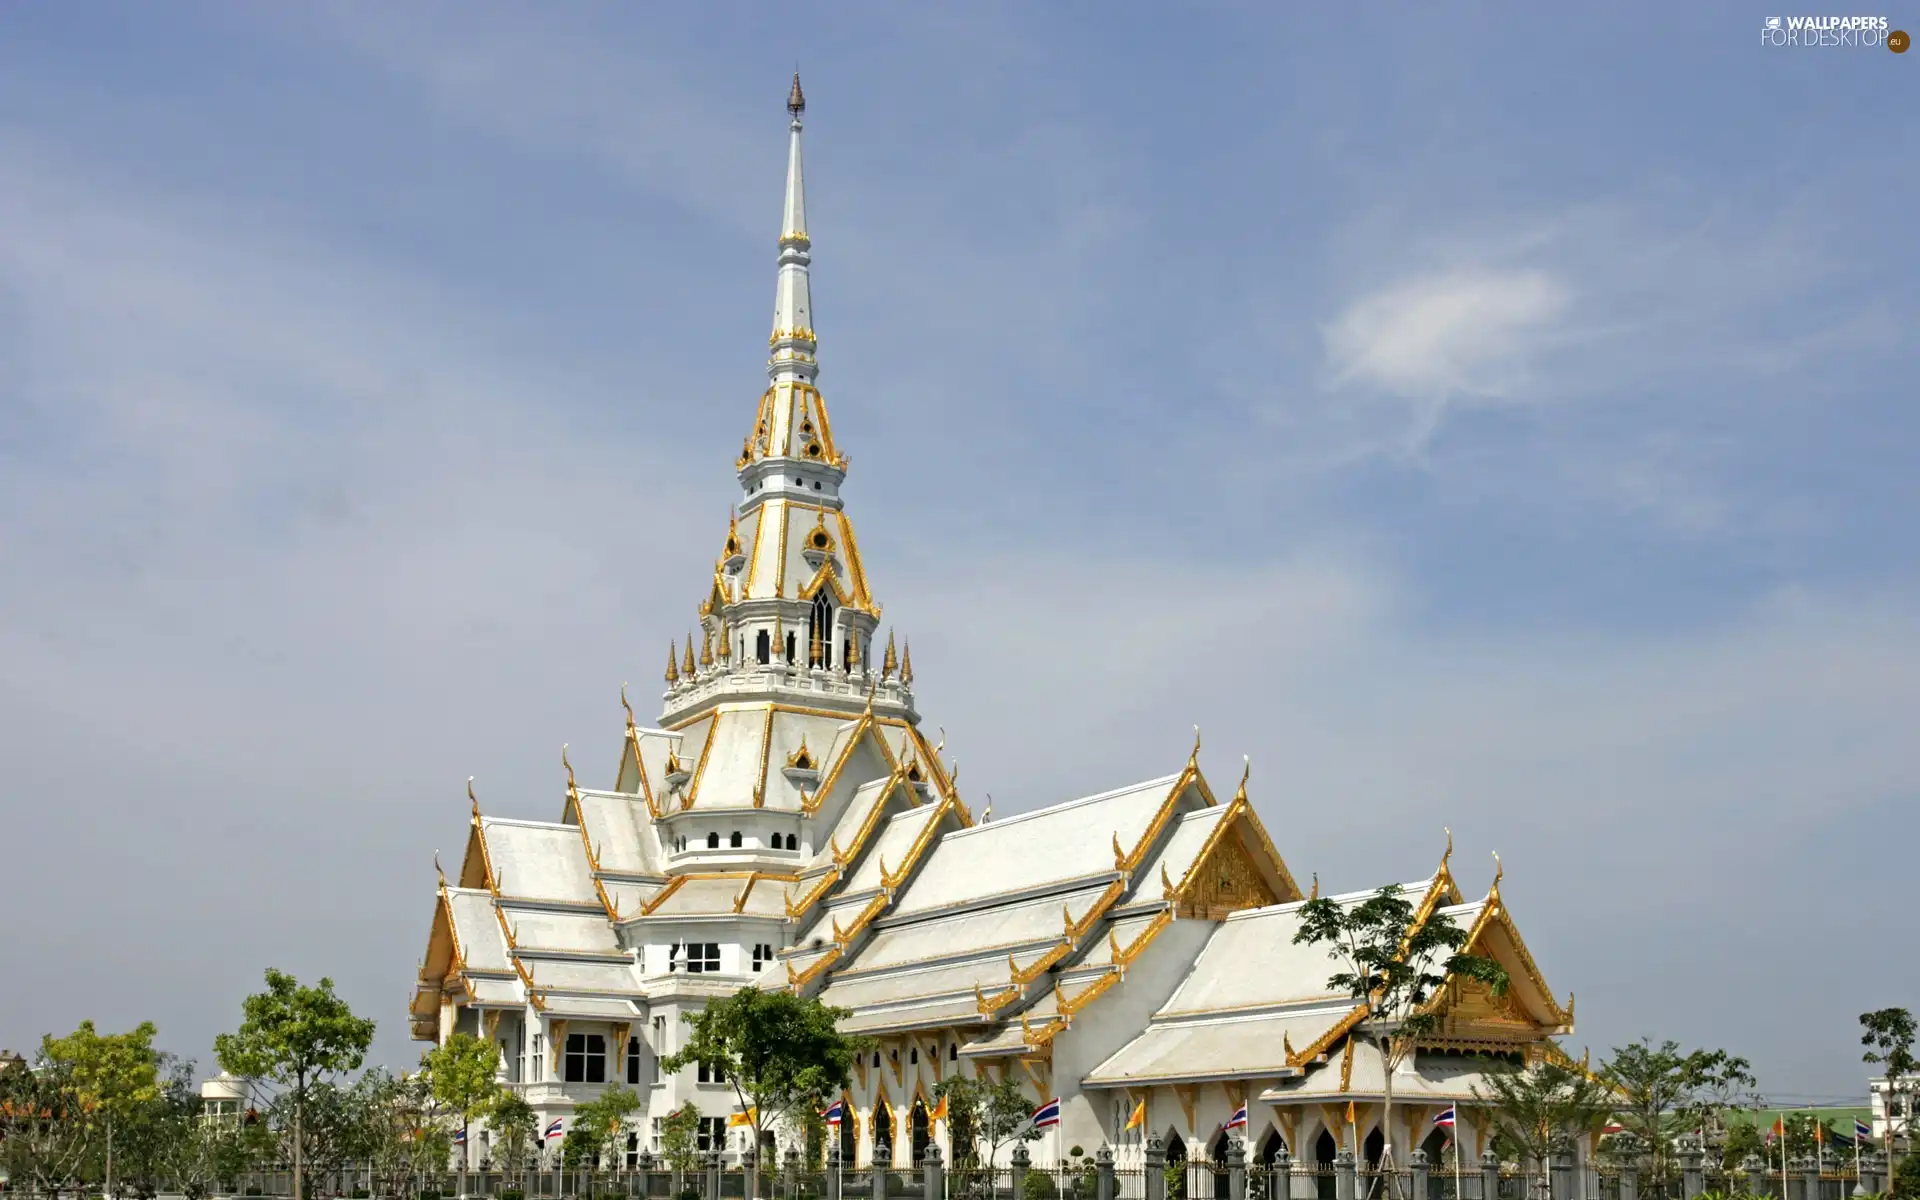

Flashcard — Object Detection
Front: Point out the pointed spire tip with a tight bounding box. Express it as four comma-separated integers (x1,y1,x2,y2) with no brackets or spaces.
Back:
787,72,806,118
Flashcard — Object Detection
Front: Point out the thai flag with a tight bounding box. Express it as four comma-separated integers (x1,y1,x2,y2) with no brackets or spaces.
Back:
544,1118,566,1143
453,1128,467,1145
1856,1120,1874,1145
822,1100,844,1126
1032,1098,1061,1130
1227,1104,1248,1130
1602,1121,1625,1136
1433,1108,1455,1130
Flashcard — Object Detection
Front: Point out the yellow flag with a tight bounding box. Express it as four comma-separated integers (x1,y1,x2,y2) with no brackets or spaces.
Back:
1126,1100,1147,1131
931,1095,949,1122
729,1107,758,1127
1345,1100,1357,1126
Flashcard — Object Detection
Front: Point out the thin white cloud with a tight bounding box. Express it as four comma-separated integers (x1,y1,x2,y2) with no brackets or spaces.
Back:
1323,267,1570,408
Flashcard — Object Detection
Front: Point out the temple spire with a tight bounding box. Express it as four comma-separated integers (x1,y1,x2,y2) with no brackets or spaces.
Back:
769,74,816,383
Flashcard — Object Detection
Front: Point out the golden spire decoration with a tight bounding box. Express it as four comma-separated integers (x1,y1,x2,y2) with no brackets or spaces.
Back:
683,634,697,677
882,630,898,677
773,613,786,663
725,507,742,557
1310,873,1320,900
846,630,859,667
717,625,730,660
900,638,913,684
699,629,714,668
665,641,680,684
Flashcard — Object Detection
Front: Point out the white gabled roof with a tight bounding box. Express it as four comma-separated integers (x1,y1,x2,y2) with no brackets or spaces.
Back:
887,774,1182,918
445,888,512,972
1083,1008,1346,1086
482,818,599,904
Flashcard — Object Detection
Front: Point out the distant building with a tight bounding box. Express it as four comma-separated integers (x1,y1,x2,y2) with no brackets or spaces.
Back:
1870,1076,1915,1144
199,1071,248,1123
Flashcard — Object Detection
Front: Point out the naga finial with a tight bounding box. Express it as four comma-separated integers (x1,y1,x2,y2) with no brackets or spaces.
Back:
1310,872,1320,900
620,682,635,728
562,744,577,796
434,849,445,887
1189,725,1201,767
468,776,479,819
1442,826,1453,868
1113,831,1128,871
1490,850,1504,898
1235,755,1250,802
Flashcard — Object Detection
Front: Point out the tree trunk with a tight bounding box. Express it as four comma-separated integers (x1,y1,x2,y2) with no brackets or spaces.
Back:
1381,1031,1398,1200
107,1116,116,1200
294,1079,306,1200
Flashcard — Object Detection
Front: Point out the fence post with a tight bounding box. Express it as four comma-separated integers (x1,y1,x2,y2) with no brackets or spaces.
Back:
1868,1151,1888,1197
636,1151,653,1200
1481,1155,1502,1200
1797,1158,1819,1200
924,1143,944,1200
827,1142,843,1200
1144,1136,1167,1200
1012,1143,1031,1200
1336,1150,1357,1200
874,1142,893,1200
1271,1149,1291,1200
1097,1145,1117,1200
1229,1138,1248,1200
708,1150,724,1200
786,1146,801,1200
1679,1141,1704,1200
1618,1159,1638,1200
1411,1150,1429,1200
1551,1147,1575,1200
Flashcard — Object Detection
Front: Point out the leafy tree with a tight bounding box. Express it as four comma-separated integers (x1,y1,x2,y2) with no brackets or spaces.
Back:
215,969,376,1200
659,1106,703,1175
1473,1062,1615,1174
660,987,866,1169
1863,1007,1916,1188
1599,1039,1757,1183
42,1019,162,1200
571,1084,644,1174
356,1070,450,1200
1293,882,1508,1189
266,1078,366,1195
422,1033,503,1185
934,1073,1042,1189
0,1053,92,1199
485,1091,540,1184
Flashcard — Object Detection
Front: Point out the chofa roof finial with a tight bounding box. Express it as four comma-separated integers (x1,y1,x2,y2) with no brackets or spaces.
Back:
1442,826,1453,868
468,776,479,819
620,682,635,729
788,72,806,119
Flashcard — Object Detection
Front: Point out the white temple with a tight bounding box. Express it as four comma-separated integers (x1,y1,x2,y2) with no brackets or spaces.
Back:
413,75,1579,1179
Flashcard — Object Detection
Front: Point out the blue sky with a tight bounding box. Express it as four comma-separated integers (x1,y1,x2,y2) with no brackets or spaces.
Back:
1,3,1914,1100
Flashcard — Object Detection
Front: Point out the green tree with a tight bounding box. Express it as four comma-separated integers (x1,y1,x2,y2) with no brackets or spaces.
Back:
660,987,866,1173
42,1020,162,1200
0,1053,92,1199
1473,1061,1613,1175
1293,881,1508,1190
357,1070,449,1200
659,1106,702,1176
933,1073,1041,1195
485,1091,540,1184
422,1033,503,1184
215,970,376,1200
1863,1007,1916,1191
1598,1039,1757,1184
571,1084,644,1175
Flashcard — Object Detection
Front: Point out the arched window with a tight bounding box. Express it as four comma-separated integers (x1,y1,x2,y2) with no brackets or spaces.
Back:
809,593,834,669
909,1047,918,1064
785,631,796,664
707,832,719,849
730,831,743,849
948,1043,957,1061
756,630,771,664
